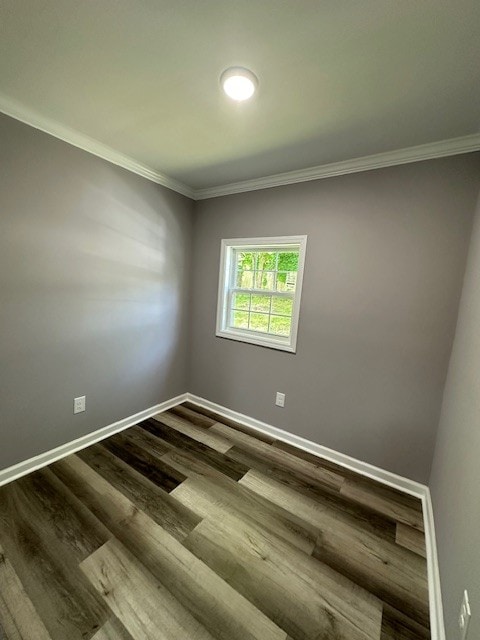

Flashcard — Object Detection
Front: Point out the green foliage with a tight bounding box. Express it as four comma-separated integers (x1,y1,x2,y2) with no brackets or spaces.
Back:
236,250,298,272
278,252,298,271
231,310,292,336
231,249,297,338
251,295,270,312
232,293,250,309
236,250,299,291
269,315,291,336
236,252,254,270
271,297,293,315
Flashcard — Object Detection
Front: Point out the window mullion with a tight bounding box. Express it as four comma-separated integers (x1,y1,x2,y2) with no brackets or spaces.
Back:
230,288,294,299
217,237,306,352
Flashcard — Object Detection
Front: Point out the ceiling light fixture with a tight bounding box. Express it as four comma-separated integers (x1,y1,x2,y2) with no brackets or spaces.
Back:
221,67,258,101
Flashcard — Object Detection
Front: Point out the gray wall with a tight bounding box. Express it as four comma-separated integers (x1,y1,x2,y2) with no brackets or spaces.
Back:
0,113,193,470
429,191,480,640
190,155,480,482
2,107,480,492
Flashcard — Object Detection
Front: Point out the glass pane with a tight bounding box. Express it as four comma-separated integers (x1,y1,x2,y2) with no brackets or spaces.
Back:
236,270,254,288
232,293,250,310
254,251,277,271
269,315,291,336
278,251,299,272
231,311,249,329
236,251,254,270
249,313,269,333
251,294,271,312
276,271,297,292
271,297,293,316
285,272,297,291
254,271,275,290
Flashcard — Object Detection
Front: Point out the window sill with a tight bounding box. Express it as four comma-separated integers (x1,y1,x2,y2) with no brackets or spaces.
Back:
216,328,297,353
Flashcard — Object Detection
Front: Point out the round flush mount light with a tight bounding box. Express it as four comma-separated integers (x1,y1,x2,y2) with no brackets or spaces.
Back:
221,67,258,101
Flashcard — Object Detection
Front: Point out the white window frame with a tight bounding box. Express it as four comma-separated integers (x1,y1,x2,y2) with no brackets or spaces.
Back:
216,235,307,353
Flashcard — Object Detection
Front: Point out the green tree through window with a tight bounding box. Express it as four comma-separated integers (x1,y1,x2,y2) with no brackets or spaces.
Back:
217,236,307,353
231,249,300,336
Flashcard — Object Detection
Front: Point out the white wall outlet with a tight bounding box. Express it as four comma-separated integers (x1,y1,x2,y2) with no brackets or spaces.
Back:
275,392,285,408
458,589,471,640
73,395,86,414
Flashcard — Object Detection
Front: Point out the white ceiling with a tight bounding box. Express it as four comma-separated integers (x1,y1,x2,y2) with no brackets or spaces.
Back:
1,0,479,194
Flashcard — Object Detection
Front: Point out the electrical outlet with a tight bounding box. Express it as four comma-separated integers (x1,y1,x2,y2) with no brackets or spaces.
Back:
73,395,86,414
275,392,285,407
458,590,471,640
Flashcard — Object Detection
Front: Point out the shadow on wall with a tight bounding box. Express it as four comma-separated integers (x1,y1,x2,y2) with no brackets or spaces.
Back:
0,124,192,470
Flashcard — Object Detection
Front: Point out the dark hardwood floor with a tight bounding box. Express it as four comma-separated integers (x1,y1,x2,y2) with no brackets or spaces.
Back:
0,402,430,639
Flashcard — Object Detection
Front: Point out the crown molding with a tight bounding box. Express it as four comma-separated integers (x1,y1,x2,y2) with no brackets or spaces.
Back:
194,133,480,200
0,94,195,199
2,94,479,203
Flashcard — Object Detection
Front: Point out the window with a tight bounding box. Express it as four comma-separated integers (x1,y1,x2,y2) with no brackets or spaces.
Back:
216,236,307,352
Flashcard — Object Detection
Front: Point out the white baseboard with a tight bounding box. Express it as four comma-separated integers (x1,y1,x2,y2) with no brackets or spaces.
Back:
187,393,425,496
421,489,446,640
0,390,445,639
186,392,445,640
0,393,187,488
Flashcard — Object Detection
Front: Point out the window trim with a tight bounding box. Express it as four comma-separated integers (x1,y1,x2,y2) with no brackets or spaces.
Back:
216,235,307,353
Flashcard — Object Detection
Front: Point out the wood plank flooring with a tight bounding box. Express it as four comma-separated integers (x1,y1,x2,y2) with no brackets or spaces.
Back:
0,402,430,640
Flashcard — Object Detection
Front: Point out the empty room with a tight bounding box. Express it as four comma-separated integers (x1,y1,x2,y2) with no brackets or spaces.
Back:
0,2,479,639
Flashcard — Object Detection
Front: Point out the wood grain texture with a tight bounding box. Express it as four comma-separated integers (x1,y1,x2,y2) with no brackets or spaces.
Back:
0,597,22,640
101,432,185,492
341,478,424,531
182,402,278,443
77,443,200,542
240,469,429,628
0,470,110,640
0,545,52,640
91,618,134,640
226,444,397,542
210,421,344,491
396,523,427,558
4,468,110,561
170,405,217,429
156,410,233,453
183,513,383,640
0,401,430,640
0,601,19,640
142,418,249,480
52,456,288,640
81,538,215,640
122,425,173,458
272,440,425,518
380,604,430,640
170,472,318,554
164,445,319,552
